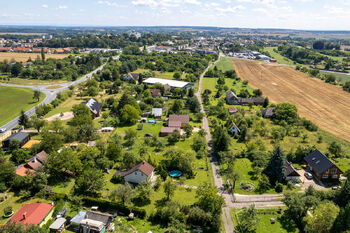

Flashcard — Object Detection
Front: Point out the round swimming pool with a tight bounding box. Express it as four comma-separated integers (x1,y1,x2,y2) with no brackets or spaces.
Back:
169,170,183,178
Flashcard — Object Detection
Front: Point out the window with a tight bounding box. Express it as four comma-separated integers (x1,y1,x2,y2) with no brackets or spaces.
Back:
325,169,329,173
332,174,338,179
332,168,337,174
322,174,328,179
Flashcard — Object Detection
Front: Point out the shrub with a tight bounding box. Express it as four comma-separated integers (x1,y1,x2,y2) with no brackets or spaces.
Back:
275,183,283,193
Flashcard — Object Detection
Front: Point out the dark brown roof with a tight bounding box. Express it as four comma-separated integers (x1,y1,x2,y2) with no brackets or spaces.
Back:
85,211,112,225
121,161,154,177
169,115,190,124
161,127,181,133
284,161,300,177
168,121,182,127
36,151,48,163
25,159,43,171
149,89,161,96
262,107,274,118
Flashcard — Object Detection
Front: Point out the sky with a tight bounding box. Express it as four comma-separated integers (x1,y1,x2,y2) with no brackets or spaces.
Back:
1,0,350,30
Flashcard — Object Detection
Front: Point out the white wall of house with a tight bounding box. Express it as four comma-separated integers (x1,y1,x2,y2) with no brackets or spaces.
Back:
229,126,239,136
286,176,300,182
124,170,153,184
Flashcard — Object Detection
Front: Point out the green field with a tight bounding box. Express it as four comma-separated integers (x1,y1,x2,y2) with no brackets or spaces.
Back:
0,86,44,126
215,57,235,72
233,208,299,233
263,47,297,66
319,70,350,83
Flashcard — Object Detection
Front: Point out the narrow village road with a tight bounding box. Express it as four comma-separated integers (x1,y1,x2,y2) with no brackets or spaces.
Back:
196,54,236,233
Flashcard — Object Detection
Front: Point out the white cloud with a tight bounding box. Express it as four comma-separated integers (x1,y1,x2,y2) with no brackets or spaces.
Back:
58,5,68,9
97,1,119,7
42,4,48,8
184,0,201,5
132,0,159,7
216,5,246,13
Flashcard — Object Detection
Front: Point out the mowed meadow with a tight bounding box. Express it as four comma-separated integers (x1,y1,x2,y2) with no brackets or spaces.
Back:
0,52,69,62
0,86,44,126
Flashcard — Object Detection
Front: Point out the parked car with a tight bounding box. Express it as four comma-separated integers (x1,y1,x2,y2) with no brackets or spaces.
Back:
0,128,6,133
305,172,313,180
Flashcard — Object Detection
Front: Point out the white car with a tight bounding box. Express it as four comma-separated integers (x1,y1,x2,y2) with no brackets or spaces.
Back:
305,172,313,180
0,128,6,133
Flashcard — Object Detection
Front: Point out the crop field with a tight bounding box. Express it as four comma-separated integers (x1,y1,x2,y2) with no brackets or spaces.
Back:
0,86,44,126
0,52,69,62
232,58,350,142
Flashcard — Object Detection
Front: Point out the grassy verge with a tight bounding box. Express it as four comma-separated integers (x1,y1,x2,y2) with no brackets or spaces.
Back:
0,86,45,126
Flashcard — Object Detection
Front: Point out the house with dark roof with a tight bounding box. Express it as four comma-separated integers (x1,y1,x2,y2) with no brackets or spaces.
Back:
79,211,114,233
123,73,139,82
284,161,300,182
304,149,343,180
226,91,264,106
262,107,275,118
9,203,54,228
115,161,154,184
228,121,240,136
85,98,102,118
15,151,48,177
2,131,30,148
168,114,190,128
149,88,162,97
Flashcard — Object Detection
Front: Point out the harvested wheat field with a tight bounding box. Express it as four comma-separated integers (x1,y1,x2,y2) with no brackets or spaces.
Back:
232,58,350,142
0,52,69,62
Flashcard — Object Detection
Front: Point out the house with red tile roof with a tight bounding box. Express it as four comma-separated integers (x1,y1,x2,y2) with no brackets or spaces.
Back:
9,203,54,228
15,151,48,177
115,161,154,184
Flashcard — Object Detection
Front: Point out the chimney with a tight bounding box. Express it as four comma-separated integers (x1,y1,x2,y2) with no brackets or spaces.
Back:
23,212,27,220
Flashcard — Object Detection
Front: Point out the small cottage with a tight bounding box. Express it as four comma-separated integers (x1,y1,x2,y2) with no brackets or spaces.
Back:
115,161,155,184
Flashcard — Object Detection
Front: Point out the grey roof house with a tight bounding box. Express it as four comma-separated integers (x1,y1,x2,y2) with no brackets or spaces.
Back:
2,131,30,148
86,98,102,118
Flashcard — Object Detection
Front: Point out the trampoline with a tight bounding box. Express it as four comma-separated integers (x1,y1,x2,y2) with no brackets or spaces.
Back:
169,170,183,178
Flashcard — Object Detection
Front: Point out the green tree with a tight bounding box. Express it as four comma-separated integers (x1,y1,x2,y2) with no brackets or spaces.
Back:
328,141,342,157
32,172,48,193
76,169,105,195
274,103,298,125
11,62,23,77
33,90,41,102
18,110,29,128
109,183,134,205
184,124,193,137
71,104,92,126
120,104,140,125
212,126,231,154
32,117,46,132
168,130,181,144
40,131,64,153
0,221,46,233
135,181,153,204
331,203,350,233
304,203,340,233
236,205,260,233
171,100,183,114
196,183,224,216
263,146,286,184
164,178,176,200
41,48,45,61
46,148,82,177
173,71,181,80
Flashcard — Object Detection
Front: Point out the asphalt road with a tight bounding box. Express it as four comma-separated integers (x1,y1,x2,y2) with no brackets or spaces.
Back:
0,64,105,136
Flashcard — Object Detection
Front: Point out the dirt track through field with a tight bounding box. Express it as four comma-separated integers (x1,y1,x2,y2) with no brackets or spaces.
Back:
232,58,350,142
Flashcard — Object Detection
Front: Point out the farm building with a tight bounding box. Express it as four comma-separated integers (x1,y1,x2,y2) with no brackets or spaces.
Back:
115,161,155,184
2,131,30,148
262,107,275,118
85,98,102,118
143,78,194,90
226,91,264,106
304,149,343,181
9,203,54,228
160,127,181,136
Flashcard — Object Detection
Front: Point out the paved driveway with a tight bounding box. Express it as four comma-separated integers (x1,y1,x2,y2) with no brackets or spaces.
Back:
298,169,326,191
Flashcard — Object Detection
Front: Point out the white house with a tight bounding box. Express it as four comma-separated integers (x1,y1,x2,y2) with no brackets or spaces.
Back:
228,122,240,136
116,161,155,184
143,77,194,90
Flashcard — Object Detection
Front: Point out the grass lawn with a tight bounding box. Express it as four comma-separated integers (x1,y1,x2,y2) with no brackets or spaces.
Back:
233,208,299,233
215,57,235,72
51,178,75,195
263,47,297,66
0,77,68,85
0,86,44,126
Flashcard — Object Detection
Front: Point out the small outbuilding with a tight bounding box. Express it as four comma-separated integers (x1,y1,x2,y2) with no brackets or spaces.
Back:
2,131,30,148
49,218,66,233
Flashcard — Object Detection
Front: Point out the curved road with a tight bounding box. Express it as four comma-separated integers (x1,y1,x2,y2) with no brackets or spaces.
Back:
0,64,105,136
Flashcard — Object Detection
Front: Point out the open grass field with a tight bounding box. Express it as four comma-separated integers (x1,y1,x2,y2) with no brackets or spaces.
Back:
232,58,350,142
263,47,297,66
0,52,69,62
215,57,235,72
0,77,68,85
233,208,299,233
319,70,350,83
0,86,44,126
